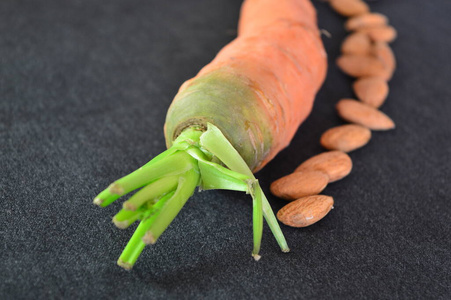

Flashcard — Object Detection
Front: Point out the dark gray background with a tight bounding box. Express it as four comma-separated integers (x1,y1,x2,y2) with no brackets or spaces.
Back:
1,0,450,299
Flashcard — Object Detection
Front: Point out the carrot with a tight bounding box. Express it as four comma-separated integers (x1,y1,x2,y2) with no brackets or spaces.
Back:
94,0,327,269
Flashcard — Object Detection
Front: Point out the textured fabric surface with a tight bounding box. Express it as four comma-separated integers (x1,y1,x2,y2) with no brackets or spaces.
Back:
1,0,450,299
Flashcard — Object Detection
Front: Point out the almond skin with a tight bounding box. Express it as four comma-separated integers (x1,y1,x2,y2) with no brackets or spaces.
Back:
295,151,352,183
358,25,397,43
345,13,388,31
277,195,334,227
372,42,396,80
329,0,369,17
341,32,371,55
320,124,371,152
270,170,329,201
336,54,387,78
353,76,389,108
336,99,395,130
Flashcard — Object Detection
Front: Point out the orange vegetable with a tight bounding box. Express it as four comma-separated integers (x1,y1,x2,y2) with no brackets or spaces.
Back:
96,0,328,269
166,0,327,171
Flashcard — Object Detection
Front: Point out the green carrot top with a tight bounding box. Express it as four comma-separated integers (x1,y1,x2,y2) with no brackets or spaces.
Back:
94,123,289,270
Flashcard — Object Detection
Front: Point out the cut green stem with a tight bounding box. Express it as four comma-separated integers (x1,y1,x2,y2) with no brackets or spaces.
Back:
109,151,193,196
93,188,121,207
200,123,289,253
112,208,144,229
143,169,200,244
117,228,146,270
117,191,175,270
251,182,263,260
95,123,289,270
197,160,250,192
123,176,179,211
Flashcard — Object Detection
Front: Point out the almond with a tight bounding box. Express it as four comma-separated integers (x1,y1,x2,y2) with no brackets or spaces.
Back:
270,170,329,200
329,0,369,17
336,54,387,78
336,99,395,130
277,195,334,227
320,124,371,152
341,32,371,55
358,25,397,43
353,76,389,108
295,151,352,183
345,13,388,31
372,42,396,80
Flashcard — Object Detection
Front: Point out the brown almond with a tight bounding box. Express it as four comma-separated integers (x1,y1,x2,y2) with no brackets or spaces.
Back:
359,25,397,43
372,42,396,80
341,32,371,55
270,170,329,201
329,0,369,17
336,54,387,78
277,195,334,227
295,151,352,183
336,99,395,130
353,76,389,108
320,124,371,152
345,13,388,31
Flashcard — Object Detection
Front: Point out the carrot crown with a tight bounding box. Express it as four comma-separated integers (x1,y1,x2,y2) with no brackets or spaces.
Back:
94,123,289,269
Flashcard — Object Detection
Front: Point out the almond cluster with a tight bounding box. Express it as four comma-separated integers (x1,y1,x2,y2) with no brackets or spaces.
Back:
273,0,397,228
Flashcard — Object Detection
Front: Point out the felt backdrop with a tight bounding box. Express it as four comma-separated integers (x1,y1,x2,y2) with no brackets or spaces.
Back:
1,0,450,299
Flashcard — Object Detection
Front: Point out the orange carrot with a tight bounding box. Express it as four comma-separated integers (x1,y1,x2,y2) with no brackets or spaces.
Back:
166,0,327,171
95,0,327,269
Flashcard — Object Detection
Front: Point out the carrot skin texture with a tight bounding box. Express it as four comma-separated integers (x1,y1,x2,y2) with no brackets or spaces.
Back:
165,70,273,172
165,0,327,172
238,0,319,36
